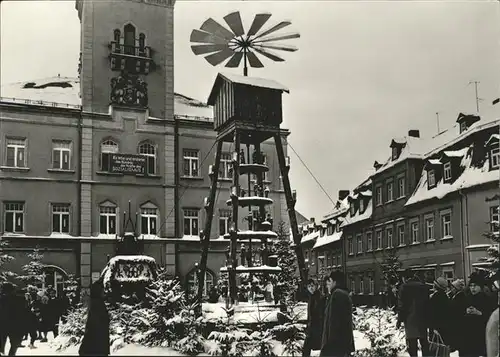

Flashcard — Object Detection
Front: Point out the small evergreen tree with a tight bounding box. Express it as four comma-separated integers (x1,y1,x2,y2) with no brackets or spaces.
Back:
380,247,402,287
19,248,46,287
0,239,16,282
479,216,499,305
271,221,299,306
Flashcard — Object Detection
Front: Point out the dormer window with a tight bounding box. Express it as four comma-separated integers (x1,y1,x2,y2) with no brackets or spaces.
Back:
359,199,365,213
490,147,499,169
456,112,480,134
390,139,406,161
443,162,452,182
350,203,356,216
428,169,436,187
460,121,467,134
392,147,399,160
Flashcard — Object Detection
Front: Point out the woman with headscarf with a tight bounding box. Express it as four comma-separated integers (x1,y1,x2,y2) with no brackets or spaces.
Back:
78,280,110,356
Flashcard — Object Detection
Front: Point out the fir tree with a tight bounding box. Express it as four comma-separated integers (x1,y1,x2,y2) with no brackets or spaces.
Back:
0,239,16,282
479,216,499,305
380,247,403,288
271,221,299,306
19,248,46,286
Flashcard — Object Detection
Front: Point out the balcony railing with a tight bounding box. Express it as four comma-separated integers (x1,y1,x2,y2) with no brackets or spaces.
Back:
109,42,155,75
110,42,152,59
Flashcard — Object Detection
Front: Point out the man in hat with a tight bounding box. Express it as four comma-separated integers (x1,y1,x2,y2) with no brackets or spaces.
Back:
428,277,452,346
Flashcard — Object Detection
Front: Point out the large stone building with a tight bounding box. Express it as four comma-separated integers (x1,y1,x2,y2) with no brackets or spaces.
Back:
301,114,499,305
0,0,300,298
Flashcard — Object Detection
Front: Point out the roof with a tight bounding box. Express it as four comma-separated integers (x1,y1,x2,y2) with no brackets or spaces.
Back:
0,76,213,120
313,231,343,250
341,198,373,228
207,72,289,105
322,196,350,222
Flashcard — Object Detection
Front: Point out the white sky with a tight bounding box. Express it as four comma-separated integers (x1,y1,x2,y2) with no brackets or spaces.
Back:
1,0,500,220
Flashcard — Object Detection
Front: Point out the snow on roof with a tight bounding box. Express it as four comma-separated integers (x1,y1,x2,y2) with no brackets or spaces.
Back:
406,141,499,206
300,230,320,244
341,199,373,228
485,134,499,147
312,231,343,250
428,159,442,165
0,76,214,120
322,196,350,221
441,148,468,158
358,190,372,197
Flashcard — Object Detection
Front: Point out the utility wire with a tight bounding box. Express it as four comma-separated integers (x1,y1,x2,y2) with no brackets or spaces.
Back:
287,141,337,207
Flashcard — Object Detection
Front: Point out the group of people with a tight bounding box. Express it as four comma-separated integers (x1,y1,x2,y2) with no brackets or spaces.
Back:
396,270,499,357
0,282,71,356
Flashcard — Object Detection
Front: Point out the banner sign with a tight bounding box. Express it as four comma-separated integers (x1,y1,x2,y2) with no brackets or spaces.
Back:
110,154,146,175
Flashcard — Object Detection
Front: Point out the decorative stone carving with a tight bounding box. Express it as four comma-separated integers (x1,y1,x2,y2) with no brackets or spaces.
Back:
110,71,148,107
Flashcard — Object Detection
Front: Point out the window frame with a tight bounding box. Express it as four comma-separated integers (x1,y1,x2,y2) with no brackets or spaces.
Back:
397,224,405,246
140,203,158,237
5,137,27,168
100,139,119,172
183,149,200,178
425,214,435,241
442,266,454,285
397,176,405,198
359,277,364,294
187,269,215,299
219,152,233,179
219,210,231,236
51,203,71,234
490,205,499,233
369,276,375,294
411,219,419,244
392,146,399,160
490,147,499,169
386,181,394,202
183,208,200,236
138,141,157,176
4,201,25,233
348,236,354,255
375,229,382,250
356,233,363,254
375,185,383,206
440,209,452,238
99,201,117,235
359,198,365,213
366,231,373,251
443,162,452,182
386,226,393,248
52,140,72,171
427,169,436,187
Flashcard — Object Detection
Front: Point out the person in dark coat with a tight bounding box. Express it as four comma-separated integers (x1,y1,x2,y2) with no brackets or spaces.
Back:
26,286,42,349
428,277,452,346
460,272,496,357
396,271,430,357
320,271,355,357
302,279,325,357
0,282,29,356
78,280,110,356
447,278,466,353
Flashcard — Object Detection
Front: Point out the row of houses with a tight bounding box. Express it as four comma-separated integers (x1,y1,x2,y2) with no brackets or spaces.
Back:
300,113,499,304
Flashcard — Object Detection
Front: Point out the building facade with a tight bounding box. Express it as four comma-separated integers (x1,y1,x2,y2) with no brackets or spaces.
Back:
302,115,499,304
0,0,294,298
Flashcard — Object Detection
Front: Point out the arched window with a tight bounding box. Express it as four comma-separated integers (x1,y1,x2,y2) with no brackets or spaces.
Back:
124,24,136,55
113,29,121,44
100,139,119,172
40,265,68,297
186,268,215,298
139,33,145,51
140,201,158,237
99,200,117,235
138,141,156,175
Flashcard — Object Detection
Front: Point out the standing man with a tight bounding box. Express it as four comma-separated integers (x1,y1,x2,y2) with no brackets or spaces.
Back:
396,270,430,357
320,271,355,357
0,282,29,356
302,279,324,357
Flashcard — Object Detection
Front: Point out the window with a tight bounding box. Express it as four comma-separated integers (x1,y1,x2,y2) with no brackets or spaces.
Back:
359,199,365,213
124,23,136,56
52,141,71,170
490,147,499,169
138,142,156,175
52,204,70,234
376,186,383,206
411,221,419,243
442,267,454,285
100,139,118,172
398,177,405,198
5,138,26,168
40,266,67,297
183,150,199,177
357,234,363,253
4,202,24,233
490,206,499,233
348,237,353,255
183,209,199,236
376,230,382,250
359,277,364,294
187,269,214,299
398,224,405,246
387,182,394,202
219,153,233,179
327,224,334,235
386,227,393,248
428,170,436,187
140,203,158,236
460,121,467,133
392,147,399,160
366,232,373,251
443,162,452,181
350,278,356,293
441,211,452,238
350,203,356,216
425,216,434,241
219,210,231,236
369,276,374,294
99,202,117,235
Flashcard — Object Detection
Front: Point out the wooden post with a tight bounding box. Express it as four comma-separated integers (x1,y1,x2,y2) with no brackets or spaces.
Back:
196,140,223,311
230,131,241,302
273,133,308,284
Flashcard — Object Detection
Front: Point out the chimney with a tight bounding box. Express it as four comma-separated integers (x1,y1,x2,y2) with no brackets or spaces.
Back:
408,130,420,138
310,217,315,223
338,190,350,201
373,161,382,170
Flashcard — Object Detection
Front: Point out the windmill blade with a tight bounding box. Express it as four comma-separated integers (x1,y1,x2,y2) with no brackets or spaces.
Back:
225,52,244,68
190,29,229,45
191,44,229,55
254,43,297,52
247,13,272,37
200,18,235,41
253,32,300,44
252,21,292,41
246,51,264,68
224,11,245,37
204,48,235,66
252,47,285,62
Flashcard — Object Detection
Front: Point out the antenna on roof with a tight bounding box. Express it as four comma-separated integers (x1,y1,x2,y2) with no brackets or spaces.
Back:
436,112,441,135
468,80,482,113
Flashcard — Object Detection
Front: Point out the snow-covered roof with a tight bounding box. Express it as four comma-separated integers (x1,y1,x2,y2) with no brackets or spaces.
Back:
0,76,214,120
341,199,373,227
312,231,343,250
406,138,499,206
428,159,442,165
300,230,320,244
358,190,372,197
441,148,468,159
485,134,499,147
322,196,350,222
